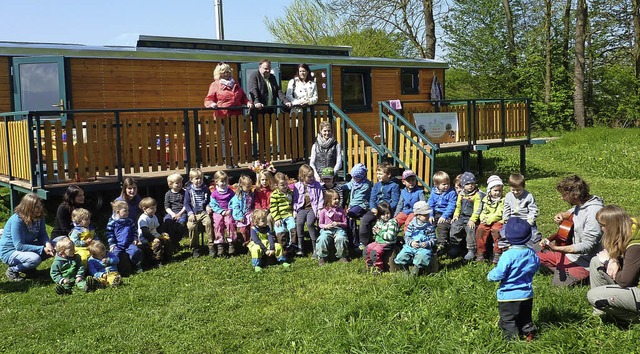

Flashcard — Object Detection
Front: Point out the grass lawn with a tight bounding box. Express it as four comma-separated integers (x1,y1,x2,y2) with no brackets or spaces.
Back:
1,127,640,353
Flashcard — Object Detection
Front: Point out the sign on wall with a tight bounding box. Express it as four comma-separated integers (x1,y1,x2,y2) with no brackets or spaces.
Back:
413,112,458,143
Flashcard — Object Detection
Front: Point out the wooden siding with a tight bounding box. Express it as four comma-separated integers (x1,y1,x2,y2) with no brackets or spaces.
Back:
0,57,11,113
332,66,445,138
69,58,239,110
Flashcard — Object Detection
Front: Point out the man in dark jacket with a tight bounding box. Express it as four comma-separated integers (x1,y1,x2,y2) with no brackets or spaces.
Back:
247,59,291,114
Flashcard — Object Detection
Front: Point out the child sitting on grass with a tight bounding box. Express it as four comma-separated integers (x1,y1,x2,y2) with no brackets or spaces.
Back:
488,217,539,341
395,170,426,232
270,172,297,256
138,197,172,267
394,201,437,275
475,175,505,263
248,209,290,272
87,241,122,288
427,171,457,256
68,207,98,267
164,173,187,248
50,237,95,295
365,201,400,274
229,174,255,246
450,172,484,260
502,173,541,249
210,171,238,257
106,200,142,275
316,189,349,266
292,164,324,257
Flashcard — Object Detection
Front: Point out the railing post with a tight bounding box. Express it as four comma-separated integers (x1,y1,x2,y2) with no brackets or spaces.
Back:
193,109,201,167
526,98,532,141
4,116,13,182
378,102,385,154
466,100,473,146
34,114,45,188
114,112,123,183
183,110,191,173
500,99,506,143
26,113,38,188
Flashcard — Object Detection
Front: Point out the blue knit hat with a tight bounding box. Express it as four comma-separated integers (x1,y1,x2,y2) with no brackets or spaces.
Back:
504,217,532,245
350,163,368,180
461,172,476,186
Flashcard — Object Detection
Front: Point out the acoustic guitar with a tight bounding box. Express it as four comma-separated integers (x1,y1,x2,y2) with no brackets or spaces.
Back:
545,214,574,247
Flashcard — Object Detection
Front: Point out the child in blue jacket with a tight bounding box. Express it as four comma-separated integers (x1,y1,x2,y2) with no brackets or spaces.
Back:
229,174,255,246
427,171,457,256
488,217,539,341
394,201,437,275
106,200,142,275
395,170,426,233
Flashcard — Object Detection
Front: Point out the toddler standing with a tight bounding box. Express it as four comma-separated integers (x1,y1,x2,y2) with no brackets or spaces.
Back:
394,201,437,275
50,237,95,294
106,200,143,275
475,175,505,263
164,173,187,248
427,171,457,256
395,170,426,232
248,209,290,272
316,189,349,265
138,197,173,266
87,241,122,288
230,175,255,246
488,217,539,341
365,201,400,274
184,168,213,258
270,172,297,255
292,164,324,256
449,172,484,260
209,171,238,256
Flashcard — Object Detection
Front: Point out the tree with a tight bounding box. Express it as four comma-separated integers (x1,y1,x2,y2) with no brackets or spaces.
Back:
326,0,438,59
574,0,588,127
264,0,406,58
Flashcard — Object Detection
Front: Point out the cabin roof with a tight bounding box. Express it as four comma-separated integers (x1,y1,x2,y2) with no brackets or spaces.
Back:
0,35,448,69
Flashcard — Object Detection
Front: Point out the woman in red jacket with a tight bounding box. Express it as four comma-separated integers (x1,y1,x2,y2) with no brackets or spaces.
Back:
204,63,253,168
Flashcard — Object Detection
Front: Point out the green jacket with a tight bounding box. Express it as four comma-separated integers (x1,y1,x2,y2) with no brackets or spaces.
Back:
373,218,399,244
269,189,293,221
50,254,85,285
480,195,504,225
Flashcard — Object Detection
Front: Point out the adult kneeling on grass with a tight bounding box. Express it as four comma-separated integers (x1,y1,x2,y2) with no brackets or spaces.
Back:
1,193,55,282
587,205,640,324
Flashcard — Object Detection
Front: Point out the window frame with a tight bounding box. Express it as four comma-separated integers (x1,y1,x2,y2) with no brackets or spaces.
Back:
340,67,372,113
401,68,420,95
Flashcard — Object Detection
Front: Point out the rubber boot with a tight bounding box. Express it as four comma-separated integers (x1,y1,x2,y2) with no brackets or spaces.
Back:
217,244,226,257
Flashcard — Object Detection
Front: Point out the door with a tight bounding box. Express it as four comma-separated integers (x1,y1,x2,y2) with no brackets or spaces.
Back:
240,61,283,107
309,64,331,105
12,56,67,122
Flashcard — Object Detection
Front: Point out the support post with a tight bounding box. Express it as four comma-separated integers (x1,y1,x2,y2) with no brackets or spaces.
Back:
520,145,526,175
477,150,483,176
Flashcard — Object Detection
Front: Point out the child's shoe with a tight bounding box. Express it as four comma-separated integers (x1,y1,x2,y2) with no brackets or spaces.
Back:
436,244,446,257
464,249,475,261
135,265,144,274
318,257,327,266
475,255,485,262
111,274,122,288
5,268,24,282
371,268,382,276
358,243,365,251
217,244,226,257
83,276,96,292
208,247,217,258
228,243,236,256
411,267,421,276
254,266,262,272
338,257,349,263
280,262,291,268
192,248,201,258
55,284,67,295
492,252,502,264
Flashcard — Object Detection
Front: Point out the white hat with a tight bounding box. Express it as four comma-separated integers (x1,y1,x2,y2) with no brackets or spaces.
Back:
486,175,503,191
412,201,432,215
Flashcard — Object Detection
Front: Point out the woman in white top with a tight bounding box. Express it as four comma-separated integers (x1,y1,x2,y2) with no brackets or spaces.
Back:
286,63,318,115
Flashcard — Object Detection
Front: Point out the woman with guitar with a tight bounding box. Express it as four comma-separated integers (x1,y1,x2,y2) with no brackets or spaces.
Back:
587,205,640,324
538,175,604,286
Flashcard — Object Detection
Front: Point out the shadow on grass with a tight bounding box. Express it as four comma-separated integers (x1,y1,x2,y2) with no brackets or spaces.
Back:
537,306,585,325
435,153,556,180
0,269,51,294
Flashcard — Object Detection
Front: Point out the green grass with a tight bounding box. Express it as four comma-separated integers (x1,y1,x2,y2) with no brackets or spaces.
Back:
2,126,640,352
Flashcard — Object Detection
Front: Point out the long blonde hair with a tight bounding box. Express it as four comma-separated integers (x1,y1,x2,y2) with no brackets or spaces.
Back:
15,193,45,226
596,205,638,260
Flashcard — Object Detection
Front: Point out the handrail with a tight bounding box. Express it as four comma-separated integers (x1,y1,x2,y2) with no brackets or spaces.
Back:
379,101,436,188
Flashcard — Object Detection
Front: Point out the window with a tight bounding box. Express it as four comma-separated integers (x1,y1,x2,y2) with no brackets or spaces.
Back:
401,68,419,94
341,68,372,113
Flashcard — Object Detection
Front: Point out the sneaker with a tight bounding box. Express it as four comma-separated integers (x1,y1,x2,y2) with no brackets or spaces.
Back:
228,243,236,255
464,250,475,261
358,243,365,251
135,266,144,274
5,268,24,282
295,249,304,257
411,267,421,276
55,284,67,295
254,266,262,272
192,249,201,258
281,262,291,268
208,247,217,258
436,244,446,257
492,253,502,264
84,276,96,292
111,274,122,288
318,258,327,266
371,268,382,276
475,255,485,262
338,257,349,263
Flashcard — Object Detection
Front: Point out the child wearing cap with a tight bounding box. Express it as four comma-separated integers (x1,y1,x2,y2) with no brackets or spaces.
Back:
342,163,372,218
395,170,426,233
450,172,485,260
393,201,437,275
320,167,346,209
488,217,539,341
427,171,458,256
475,175,505,263
359,162,401,249
501,173,541,249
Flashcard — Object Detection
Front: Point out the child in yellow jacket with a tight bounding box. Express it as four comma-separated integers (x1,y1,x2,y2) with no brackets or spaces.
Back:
475,175,505,263
449,172,484,260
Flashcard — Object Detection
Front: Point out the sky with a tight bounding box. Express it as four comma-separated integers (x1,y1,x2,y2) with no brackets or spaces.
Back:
0,0,293,46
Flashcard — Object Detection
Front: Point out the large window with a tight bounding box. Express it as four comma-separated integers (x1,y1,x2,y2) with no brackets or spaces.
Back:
401,68,419,94
341,67,371,112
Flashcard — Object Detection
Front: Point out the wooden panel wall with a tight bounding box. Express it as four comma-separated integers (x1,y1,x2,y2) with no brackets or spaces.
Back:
0,57,11,113
69,58,239,110
331,66,445,137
